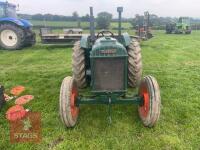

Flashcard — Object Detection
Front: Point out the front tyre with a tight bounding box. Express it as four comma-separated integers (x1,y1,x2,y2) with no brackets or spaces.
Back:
0,24,25,50
59,76,79,127
138,76,161,127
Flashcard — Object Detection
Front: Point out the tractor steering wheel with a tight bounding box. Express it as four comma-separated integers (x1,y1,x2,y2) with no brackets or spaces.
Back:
97,30,114,38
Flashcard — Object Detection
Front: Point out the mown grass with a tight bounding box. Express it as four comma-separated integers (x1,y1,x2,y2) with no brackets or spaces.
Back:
0,31,200,149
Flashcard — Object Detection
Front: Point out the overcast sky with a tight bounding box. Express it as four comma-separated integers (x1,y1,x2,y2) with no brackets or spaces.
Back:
6,0,200,18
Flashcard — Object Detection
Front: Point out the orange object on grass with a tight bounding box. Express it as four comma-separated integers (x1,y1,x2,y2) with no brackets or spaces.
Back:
10,86,25,96
15,95,34,105
6,105,27,122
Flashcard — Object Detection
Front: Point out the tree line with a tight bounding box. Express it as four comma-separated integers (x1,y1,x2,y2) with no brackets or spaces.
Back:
18,12,90,22
18,12,200,30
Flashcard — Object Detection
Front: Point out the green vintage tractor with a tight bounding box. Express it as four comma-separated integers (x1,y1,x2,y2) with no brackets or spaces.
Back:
59,7,161,128
166,17,192,34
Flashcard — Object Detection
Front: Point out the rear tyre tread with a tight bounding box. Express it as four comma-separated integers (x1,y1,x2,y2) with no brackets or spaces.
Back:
127,39,143,88
72,41,86,88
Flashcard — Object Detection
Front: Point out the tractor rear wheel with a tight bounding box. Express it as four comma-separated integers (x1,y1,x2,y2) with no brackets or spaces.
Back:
24,30,36,47
185,30,191,34
72,41,86,88
127,39,142,88
138,76,161,127
0,24,25,50
166,24,173,34
59,76,79,127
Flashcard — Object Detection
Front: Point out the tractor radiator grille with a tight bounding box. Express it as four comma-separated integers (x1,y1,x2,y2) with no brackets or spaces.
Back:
93,58,125,91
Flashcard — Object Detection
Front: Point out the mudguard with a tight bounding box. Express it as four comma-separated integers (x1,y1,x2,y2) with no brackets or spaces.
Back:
80,35,90,49
122,32,131,47
0,17,33,28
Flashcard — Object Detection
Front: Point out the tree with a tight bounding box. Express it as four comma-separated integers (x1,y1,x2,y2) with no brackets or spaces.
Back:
72,11,79,21
130,14,144,29
81,14,90,22
32,13,44,20
72,11,81,27
96,12,112,29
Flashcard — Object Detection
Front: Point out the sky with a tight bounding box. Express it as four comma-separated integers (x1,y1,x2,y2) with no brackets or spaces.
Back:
6,0,200,18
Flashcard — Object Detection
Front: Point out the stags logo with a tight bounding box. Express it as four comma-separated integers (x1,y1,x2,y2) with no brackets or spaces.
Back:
10,112,41,143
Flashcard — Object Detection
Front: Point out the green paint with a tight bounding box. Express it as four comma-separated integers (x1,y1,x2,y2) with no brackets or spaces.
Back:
76,95,143,106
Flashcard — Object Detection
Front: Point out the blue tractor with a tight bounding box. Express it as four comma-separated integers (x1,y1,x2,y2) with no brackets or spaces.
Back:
0,1,35,50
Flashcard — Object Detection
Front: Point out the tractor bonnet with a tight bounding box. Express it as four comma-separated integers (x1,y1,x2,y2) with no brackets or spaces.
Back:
91,37,127,57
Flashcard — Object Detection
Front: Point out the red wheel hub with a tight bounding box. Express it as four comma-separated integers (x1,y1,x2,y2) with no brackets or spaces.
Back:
139,84,150,117
70,86,79,119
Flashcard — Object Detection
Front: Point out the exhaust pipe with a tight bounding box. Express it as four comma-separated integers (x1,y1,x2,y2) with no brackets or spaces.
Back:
90,7,95,42
117,7,123,36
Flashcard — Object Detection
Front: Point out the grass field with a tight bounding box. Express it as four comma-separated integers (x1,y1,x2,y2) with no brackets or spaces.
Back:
0,31,200,149
30,20,132,29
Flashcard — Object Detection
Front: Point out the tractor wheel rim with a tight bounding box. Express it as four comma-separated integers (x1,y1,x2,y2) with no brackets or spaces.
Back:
70,86,79,119
1,30,18,47
139,84,150,117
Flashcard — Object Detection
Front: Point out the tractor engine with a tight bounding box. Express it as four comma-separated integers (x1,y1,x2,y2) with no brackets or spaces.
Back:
90,37,128,93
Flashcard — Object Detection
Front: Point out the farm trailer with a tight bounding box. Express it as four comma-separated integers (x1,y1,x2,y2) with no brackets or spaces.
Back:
40,28,83,45
40,27,138,45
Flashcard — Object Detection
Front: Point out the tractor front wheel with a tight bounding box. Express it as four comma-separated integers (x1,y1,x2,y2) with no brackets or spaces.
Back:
127,39,142,88
138,76,161,127
59,76,79,127
0,24,25,50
